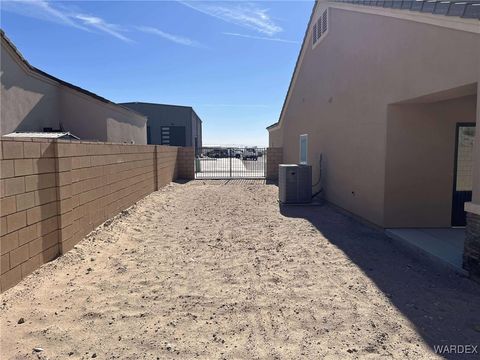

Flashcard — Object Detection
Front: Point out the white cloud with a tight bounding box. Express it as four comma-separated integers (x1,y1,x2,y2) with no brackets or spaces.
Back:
179,1,282,36
223,32,299,44
1,0,132,42
137,26,202,47
1,0,87,30
76,14,132,43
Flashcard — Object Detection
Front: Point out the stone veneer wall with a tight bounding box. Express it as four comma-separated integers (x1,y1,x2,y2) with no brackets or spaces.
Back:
0,138,194,292
464,212,480,283
266,148,283,181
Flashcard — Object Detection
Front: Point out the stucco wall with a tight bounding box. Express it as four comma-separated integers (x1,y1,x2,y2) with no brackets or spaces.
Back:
1,39,60,135
268,127,282,148
1,37,147,144
60,89,146,144
106,114,147,145
271,5,479,226
384,95,477,228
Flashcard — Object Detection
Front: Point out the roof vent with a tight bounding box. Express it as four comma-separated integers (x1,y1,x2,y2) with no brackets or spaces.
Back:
312,9,329,47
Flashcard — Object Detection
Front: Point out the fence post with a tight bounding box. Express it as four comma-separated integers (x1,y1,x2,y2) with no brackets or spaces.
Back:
230,150,232,178
154,145,158,191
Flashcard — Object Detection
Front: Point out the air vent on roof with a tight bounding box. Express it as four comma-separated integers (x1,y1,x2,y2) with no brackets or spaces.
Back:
312,9,329,47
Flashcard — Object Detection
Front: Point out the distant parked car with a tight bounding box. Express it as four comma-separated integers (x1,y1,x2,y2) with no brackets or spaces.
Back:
242,147,258,161
205,149,220,158
206,148,229,158
233,149,243,158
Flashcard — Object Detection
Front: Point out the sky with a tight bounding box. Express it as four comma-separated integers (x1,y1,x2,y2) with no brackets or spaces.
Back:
0,0,313,146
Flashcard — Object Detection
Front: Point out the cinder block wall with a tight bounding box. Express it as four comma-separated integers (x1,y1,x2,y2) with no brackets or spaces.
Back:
0,138,194,292
266,148,283,180
56,141,159,254
177,147,195,180
157,145,179,188
1,139,59,291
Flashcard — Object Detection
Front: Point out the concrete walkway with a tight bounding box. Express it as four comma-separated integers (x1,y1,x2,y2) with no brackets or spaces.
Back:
386,228,466,274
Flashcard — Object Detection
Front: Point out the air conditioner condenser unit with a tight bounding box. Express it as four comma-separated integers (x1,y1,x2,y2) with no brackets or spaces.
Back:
279,164,312,204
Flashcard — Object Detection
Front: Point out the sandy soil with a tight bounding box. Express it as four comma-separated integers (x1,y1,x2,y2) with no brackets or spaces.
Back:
1,181,480,359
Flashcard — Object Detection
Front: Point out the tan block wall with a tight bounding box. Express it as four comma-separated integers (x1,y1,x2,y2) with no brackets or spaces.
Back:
0,139,59,292
0,138,195,292
177,147,195,180
156,145,179,188
266,148,283,180
57,141,157,255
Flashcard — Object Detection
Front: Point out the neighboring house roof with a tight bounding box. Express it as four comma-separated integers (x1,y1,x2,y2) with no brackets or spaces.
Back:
3,132,80,140
122,101,193,109
0,29,145,119
121,102,203,123
267,0,480,130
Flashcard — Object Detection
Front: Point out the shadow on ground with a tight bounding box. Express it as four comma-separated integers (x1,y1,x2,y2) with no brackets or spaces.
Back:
280,203,480,360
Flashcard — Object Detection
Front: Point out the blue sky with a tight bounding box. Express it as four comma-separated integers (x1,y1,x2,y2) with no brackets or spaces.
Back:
1,0,313,146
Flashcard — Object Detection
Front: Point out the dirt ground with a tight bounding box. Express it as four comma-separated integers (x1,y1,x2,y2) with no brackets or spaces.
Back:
1,181,480,359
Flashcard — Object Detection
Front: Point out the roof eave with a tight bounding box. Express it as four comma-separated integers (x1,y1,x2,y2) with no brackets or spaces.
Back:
0,29,145,119
266,123,280,130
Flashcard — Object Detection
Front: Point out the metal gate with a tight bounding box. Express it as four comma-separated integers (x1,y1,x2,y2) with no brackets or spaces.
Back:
195,147,267,179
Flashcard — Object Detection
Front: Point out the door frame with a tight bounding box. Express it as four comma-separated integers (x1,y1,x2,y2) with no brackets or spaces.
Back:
451,122,476,226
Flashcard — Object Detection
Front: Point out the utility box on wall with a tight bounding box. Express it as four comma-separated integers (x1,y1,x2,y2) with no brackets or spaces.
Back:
279,164,312,204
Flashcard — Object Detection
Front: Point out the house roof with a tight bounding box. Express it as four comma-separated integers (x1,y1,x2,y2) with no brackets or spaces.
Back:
121,101,193,109
3,132,80,140
335,0,480,19
0,29,145,118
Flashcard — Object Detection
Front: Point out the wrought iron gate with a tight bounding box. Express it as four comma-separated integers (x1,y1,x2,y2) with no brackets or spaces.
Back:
195,147,267,179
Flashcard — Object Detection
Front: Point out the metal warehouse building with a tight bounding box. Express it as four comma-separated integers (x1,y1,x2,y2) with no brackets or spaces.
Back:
121,102,202,153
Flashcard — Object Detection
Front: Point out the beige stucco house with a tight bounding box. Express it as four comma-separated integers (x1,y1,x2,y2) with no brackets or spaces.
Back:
268,1,480,280
1,30,147,144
